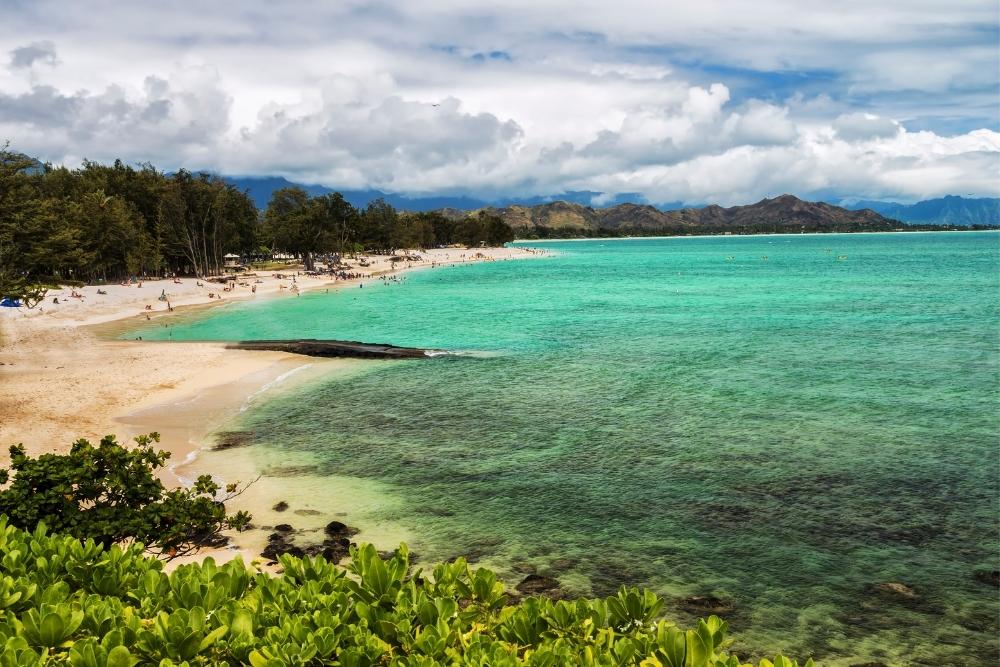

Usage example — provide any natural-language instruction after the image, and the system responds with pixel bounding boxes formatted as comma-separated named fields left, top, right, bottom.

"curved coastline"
left=0, top=246, right=539, bottom=566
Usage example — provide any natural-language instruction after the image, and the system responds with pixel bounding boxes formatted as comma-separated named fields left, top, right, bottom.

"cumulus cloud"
left=0, top=67, right=231, bottom=166
left=229, top=91, right=523, bottom=191
left=0, top=1, right=996, bottom=203
left=833, top=113, right=901, bottom=142
left=8, top=41, right=58, bottom=69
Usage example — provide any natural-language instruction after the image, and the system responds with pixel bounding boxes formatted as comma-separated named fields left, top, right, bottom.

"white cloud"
left=0, top=0, right=996, bottom=203
left=8, top=41, right=58, bottom=69
left=833, top=113, right=901, bottom=141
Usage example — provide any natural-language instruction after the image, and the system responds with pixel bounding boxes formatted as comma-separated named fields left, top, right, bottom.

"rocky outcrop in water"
left=515, top=574, right=563, bottom=598
left=869, top=582, right=919, bottom=600
left=679, top=595, right=735, bottom=615
left=211, top=431, right=254, bottom=451
left=226, top=339, right=436, bottom=359
left=974, top=570, right=999, bottom=587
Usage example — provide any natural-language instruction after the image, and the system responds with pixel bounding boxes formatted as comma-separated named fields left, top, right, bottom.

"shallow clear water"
left=133, top=233, right=1000, bottom=665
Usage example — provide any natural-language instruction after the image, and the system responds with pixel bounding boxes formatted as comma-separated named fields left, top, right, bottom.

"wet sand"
left=0, top=246, right=540, bottom=565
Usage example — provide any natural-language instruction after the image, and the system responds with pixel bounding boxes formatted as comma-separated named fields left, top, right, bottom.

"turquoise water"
left=134, top=233, right=1000, bottom=665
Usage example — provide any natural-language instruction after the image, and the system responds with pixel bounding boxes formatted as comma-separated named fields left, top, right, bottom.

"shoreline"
left=513, top=228, right=1000, bottom=242
left=0, top=246, right=544, bottom=564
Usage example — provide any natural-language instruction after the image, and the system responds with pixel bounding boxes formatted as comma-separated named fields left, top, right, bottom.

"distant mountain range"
left=222, top=176, right=997, bottom=227
left=457, top=195, right=903, bottom=236
left=222, top=176, right=662, bottom=214
left=838, top=195, right=1000, bottom=227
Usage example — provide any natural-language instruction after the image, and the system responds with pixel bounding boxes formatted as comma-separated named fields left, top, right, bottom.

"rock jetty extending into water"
left=226, top=338, right=438, bottom=359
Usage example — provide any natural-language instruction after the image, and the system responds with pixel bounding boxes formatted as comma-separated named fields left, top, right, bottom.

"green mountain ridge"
left=453, top=195, right=907, bottom=236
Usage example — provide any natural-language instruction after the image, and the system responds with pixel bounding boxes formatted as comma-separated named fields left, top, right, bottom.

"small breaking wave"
left=240, top=363, right=314, bottom=412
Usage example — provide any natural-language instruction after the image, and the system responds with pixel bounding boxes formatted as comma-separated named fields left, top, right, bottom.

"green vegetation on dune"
left=0, top=435, right=812, bottom=665
left=0, top=435, right=251, bottom=560
left=0, top=519, right=812, bottom=666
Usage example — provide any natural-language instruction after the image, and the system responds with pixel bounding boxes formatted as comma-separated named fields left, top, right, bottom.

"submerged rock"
left=516, top=574, right=560, bottom=596
left=511, top=562, right=538, bottom=576
left=265, top=465, right=320, bottom=477
left=679, top=595, right=735, bottom=615
left=274, top=523, right=294, bottom=533
left=272, top=501, right=289, bottom=512
left=211, top=431, right=254, bottom=451
left=974, top=570, right=999, bottom=587
left=549, top=557, right=576, bottom=572
left=870, top=582, right=919, bottom=600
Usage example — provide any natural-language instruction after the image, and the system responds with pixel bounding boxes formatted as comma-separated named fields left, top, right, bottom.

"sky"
left=1, top=0, right=998, bottom=206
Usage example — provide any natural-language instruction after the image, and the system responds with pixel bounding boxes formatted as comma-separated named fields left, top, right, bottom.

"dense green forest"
left=0, top=148, right=515, bottom=291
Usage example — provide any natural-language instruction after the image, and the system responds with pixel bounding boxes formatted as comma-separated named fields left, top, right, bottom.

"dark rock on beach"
left=261, top=531, right=304, bottom=561
left=272, top=501, right=289, bottom=512
left=261, top=522, right=357, bottom=564
left=324, top=520, right=359, bottom=539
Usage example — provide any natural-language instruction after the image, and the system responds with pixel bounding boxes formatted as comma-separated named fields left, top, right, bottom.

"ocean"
left=130, top=232, right=1000, bottom=665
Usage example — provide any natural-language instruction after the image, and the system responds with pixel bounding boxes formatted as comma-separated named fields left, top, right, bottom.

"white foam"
left=169, top=447, right=200, bottom=486
left=239, top=363, right=313, bottom=412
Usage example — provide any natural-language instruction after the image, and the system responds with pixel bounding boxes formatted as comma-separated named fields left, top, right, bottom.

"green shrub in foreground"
left=0, top=434, right=251, bottom=559
left=0, top=518, right=812, bottom=666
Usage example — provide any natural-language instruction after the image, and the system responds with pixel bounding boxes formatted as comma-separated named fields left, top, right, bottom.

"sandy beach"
left=0, top=246, right=541, bottom=563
